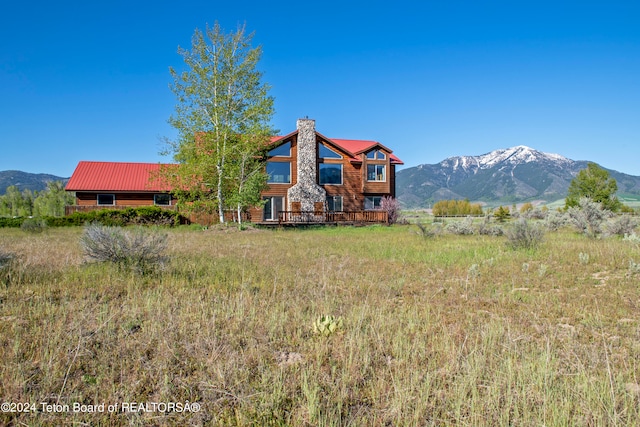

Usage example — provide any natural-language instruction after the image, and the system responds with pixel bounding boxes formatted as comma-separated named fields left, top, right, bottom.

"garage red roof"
left=65, top=161, right=173, bottom=192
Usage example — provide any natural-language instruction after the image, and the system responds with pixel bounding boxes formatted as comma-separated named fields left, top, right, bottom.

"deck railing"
left=277, top=210, right=388, bottom=225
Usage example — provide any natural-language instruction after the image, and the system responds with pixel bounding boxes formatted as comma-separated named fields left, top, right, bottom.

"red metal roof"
left=270, top=133, right=404, bottom=165
left=65, top=161, right=173, bottom=192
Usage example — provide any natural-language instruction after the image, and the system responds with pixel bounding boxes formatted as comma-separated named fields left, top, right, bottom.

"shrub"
left=380, top=196, right=401, bottom=225
left=494, top=206, right=511, bottom=223
left=415, top=222, right=442, bottom=239
left=445, top=217, right=475, bottom=235
left=544, top=210, right=568, bottom=231
left=477, top=215, right=504, bottom=236
left=603, top=215, right=639, bottom=237
left=505, top=219, right=545, bottom=250
left=80, top=223, right=169, bottom=274
left=567, top=198, right=613, bottom=238
left=20, top=218, right=48, bottom=233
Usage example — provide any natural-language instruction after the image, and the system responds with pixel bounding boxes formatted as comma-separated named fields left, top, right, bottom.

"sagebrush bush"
left=477, top=215, right=504, bottom=236
left=80, top=223, right=168, bottom=274
left=544, top=210, right=568, bottom=231
left=415, top=222, right=442, bottom=239
left=603, top=214, right=639, bottom=237
left=505, top=218, right=545, bottom=250
left=567, top=198, right=612, bottom=238
left=445, top=217, right=475, bottom=235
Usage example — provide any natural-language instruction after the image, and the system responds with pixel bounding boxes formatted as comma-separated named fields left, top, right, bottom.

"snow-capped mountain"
left=396, top=146, right=640, bottom=208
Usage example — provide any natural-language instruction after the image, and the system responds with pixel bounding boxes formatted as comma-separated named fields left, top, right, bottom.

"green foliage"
left=313, top=315, right=344, bottom=337
left=20, top=218, right=47, bottom=233
left=0, top=182, right=73, bottom=218
left=0, top=207, right=186, bottom=228
left=165, top=22, right=275, bottom=223
left=565, top=163, right=621, bottom=211
left=494, top=206, right=511, bottom=222
left=433, top=199, right=483, bottom=216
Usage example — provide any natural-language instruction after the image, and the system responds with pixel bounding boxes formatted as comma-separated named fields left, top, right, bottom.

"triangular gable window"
left=366, top=149, right=386, bottom=160
left=269, top=141, right=291, bottom=157
left=318, top=143, right=342, bottom=159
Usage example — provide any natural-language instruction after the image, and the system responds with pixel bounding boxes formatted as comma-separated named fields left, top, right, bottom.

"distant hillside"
left=0, top=170, right=69, bottom=195
left=396, top=146, right=640, bottom=208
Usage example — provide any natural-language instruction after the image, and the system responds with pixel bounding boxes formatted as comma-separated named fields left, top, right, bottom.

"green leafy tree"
left=33, top=181, right=75, bottom=217
left=565, top=163, right=621, bottom=212
left=163, top=22, right=275, bottom=223
left=0, top=186, right=33, bottom=217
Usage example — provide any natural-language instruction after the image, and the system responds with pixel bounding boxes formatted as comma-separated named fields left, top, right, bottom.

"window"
left=97, top=194, right=115, bottom=205
left=267, top=161, right=291, bottom=183
left=154, top=194, right=171, bottom=206
left=365, top=196, right=382, bottom=210
left=318, top=143, right=342, bottom=159
left=263, top=196, right=284, bottom=221
left=319, top=163, right=342, bottom=185
left=366, top=149, right=386, bottom=160
left=268, top=141, right=291, bottom=157
left=367, top=164, right=386, bottom=181
left=326, top=196, right=343, bottom=212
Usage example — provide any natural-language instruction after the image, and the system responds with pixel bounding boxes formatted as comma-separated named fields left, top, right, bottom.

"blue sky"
left=1, top=0, right=639, bottom=177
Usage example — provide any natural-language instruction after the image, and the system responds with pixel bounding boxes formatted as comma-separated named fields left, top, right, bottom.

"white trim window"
left=367, top=164, right=386, bottom=182
left=97, top=194, right=115, bottom=205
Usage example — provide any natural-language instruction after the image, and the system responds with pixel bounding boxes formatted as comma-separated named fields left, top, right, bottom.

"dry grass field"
left=1, top=223, right=640, bottom=426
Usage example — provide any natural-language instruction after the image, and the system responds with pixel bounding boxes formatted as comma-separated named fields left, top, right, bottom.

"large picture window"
left=319, top=164, right=342, bottom=185
left=367, top=164, right=386, bottom=181
left=267, top=161, right=291, bottom=183
left=97, top=194, right=115, bottom=205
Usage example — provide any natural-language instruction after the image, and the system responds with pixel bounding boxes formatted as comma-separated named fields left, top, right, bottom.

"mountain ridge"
left=0, top=170, right=69, bottom=195
left=396, top=146, right=640, bottom=208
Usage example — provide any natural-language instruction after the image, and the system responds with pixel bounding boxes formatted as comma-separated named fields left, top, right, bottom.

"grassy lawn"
left=1, top=224, right=640, bottom=426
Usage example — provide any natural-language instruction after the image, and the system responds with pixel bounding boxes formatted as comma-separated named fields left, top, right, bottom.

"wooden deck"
left=65, top=206, right=388, bottom=226
left=257, top=210, right=389, bottom=226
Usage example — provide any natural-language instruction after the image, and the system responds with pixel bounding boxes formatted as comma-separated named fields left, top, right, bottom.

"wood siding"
left=74, top=192, right=176, bottom=207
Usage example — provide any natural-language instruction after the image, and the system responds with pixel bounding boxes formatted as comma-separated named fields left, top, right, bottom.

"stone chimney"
left=287, top=118, right=326, bottom=212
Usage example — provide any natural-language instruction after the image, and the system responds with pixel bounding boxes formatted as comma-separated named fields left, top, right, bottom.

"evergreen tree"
left=565, top=163, right=621, bottom=211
